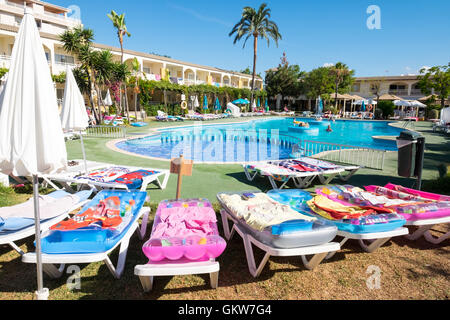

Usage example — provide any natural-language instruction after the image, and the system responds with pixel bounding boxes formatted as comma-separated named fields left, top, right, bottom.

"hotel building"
left=0, top=0, right=264, bottom=103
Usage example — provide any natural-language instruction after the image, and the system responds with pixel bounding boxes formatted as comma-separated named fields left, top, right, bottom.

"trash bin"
left=396, top=131, right=425, bottom=179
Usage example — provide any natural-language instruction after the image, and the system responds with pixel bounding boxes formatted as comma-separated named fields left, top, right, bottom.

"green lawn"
left=0, top=119, right=449, bottom=300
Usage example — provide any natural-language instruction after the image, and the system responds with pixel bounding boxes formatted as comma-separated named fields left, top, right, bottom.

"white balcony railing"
left=4, top=1, right=81, bottom=24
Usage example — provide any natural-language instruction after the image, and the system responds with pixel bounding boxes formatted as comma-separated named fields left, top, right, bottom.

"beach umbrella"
left=214, top=97, right=221, bottom=111
left=408, top=100, right=426, bottom=108
left=103, top=89, right=113, bottom=106
left=317, top=96, right=324, bottom=114
left=265, top=99, right=269, bottom=112
left=257, top=99, right=261, bottom=108
left=203, top=94, right=208, bottom=113
left=60, top=66, right=90, bottom=174
left=0, top=8, right=68, bottom=300
left=194, top=95, right=199, bottom=108
left=394, top=100, right=412, bottom=107
left=361, top=100, right=366, bottom=112
left=252, top=99, right=257, bottom=112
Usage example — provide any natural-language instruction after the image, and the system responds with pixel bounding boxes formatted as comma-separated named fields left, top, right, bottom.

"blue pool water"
left=116, top=118, right=405, bottom=163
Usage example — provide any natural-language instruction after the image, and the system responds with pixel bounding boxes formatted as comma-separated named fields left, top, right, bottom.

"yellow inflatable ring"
left=181, top=101, right=188, bottom=110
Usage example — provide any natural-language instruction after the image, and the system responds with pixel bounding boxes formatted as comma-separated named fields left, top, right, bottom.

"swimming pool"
left=116, top=118, right=405, bottom=163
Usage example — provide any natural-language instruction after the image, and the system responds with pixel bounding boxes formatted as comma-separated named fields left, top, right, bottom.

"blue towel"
left=0, top=190, right=93, bottom=233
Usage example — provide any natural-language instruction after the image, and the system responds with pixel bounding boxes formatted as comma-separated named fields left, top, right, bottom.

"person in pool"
left=326, top=125, right=333, bottom=132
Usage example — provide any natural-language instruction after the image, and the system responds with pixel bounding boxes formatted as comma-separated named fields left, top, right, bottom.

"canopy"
left=378, top=94, right=403, bottom=101
left=0, top=8, right=67, bottom=300
left=103, top=89, right=113, bottom=106
left=419, top=94, right=439, bottom=102
left=329, top=93, right=347, bottom=99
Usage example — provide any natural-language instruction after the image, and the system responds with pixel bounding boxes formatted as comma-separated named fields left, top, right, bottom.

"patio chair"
left=217, top=191, right=339, bottom=278
left=43, top=164, right=170, bottom=194
left=22, top=190, right=150, bottom=280
left=0, top=189, right=93, bottom=256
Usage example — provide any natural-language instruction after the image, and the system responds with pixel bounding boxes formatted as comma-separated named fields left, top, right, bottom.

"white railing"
left=300, top=140, right=388, bottom=170
left=86, top=125, right=127, bottom=139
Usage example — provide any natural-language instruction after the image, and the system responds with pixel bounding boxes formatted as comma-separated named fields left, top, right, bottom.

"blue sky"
left=51, top=0, right=449, bottom=77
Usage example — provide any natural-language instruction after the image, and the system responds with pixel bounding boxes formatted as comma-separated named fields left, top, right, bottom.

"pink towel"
left=152, top=207, right=217, bottom=239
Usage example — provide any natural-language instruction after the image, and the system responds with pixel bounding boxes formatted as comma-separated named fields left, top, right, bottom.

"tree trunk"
left=119, top=36, right=130, bottom=124
left=251, top=35, right=258, bottom=104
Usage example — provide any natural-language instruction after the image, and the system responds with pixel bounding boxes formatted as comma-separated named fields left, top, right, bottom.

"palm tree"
left=107, top=10, right=131, bottom=123
left=229, top=3, right=281, bottom=103
left=329, top=62, right=353, bottom=110
left=60, top=27, right=101, bottom=123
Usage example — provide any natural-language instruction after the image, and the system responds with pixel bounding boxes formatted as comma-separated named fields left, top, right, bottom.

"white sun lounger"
left=219, top=208, right=340, bottom=278
left=43, top=165, right=170, bottom=193
left=0, top=199, right=89, bottom=256
left=324, top=228, right=409, bottom=260
left=135, top=259, right=220, bottom=292
left=404, top=217, right=450, bottom=244
left=22, top=207, right=150, bottom=280
left=243, top=163, right=322, bottom=190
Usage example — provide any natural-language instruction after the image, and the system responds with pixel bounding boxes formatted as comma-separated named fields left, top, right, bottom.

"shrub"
left=377, top=101, right=395, bottom=119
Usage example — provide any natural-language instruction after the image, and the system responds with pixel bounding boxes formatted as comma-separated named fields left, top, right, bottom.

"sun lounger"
left=217, top=191, right=339, bottom=277
left=135, top=199, right=226, bottom=291
left=290, top=157, right=361, bottom=183
left=43, top=164, right=170, bottom=193
left=0, top=190, right=92, bottom=255
left=156, top=111, right=184, bottom=122
left=243, top=162, right=321, bottom=189
left=22, top=190, right=150, bottom=279
left=365, top=184, right=450, bottom=244
left=268, top=188, right=409, bottom=258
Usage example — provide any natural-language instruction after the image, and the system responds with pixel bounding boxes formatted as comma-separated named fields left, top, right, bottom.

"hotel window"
left=55, top=54, right=75, bottom=64
left=389, top=84, right=406, bottom=90
left=352, top=83, right=361, bottom=92
left=143, top=67, right=151, bottom=74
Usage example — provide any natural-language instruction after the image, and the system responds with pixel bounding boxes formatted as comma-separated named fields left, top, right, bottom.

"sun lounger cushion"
left=76, top=167, right=131, bottom=183
left=40, top=190, right=147, bottom=254
left=268, top=188, right=406, bottom=234
left=363, top=185, right=450, bottom=221
left=142, top=199, right=226, bottom=262
left=218, top=192, right=337, bottom=249
left=0, top=190, right=92, bottom=232
left=113, top=170, right=161, bottom=190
